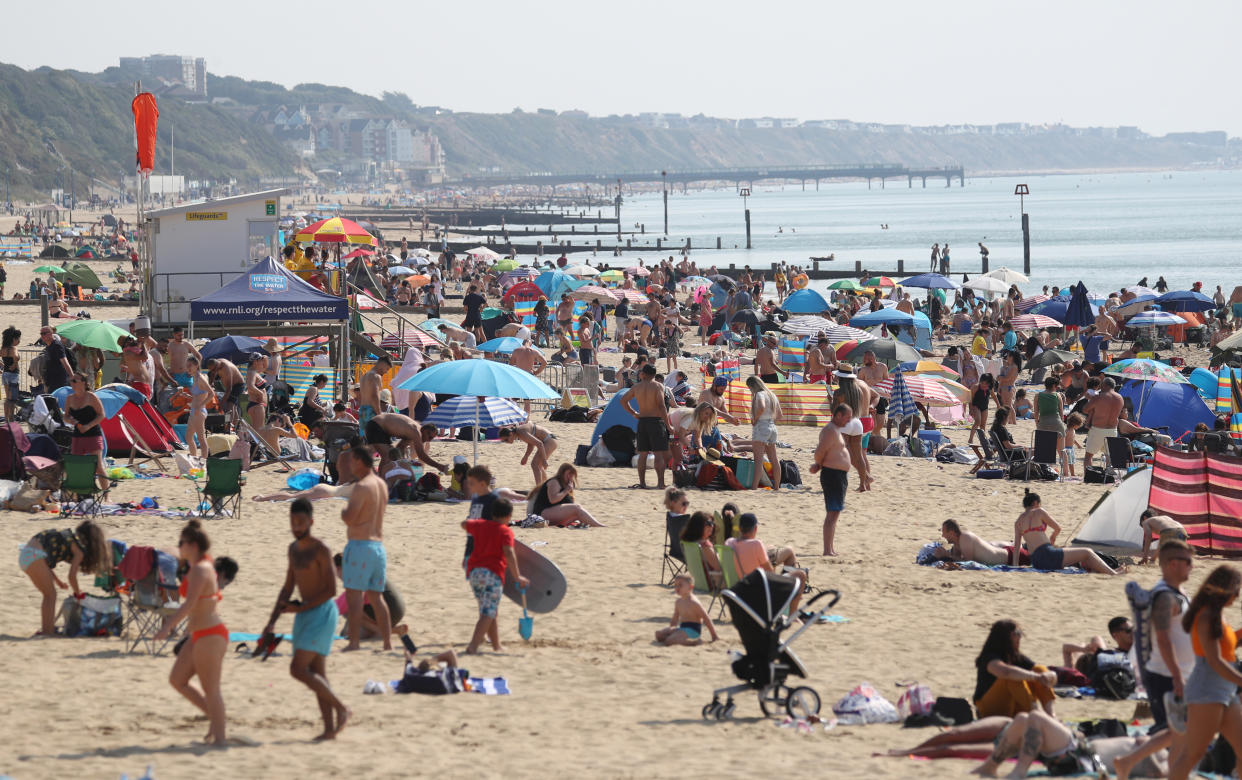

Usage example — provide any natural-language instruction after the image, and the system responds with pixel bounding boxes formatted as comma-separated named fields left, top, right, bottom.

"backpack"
left=1126, top=579, right=1185, bottom=677
left=778, top=460, right=802, bottom=487
left=1094, top=663, right=1137, bottom=700
left=62, top=594, right=123, bottom=637
left=601, top=425, right=636, bottom=462
left=907, top=436, right=929, bottom=458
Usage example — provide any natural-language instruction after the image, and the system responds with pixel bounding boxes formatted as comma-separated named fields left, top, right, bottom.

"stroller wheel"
left=701, top=699, right=720, bottom=720
left=785, top=686, right=821, bottom=720
left=758, top=684, right=787, bottom=717
left=717, top=699, right=736, bottom=721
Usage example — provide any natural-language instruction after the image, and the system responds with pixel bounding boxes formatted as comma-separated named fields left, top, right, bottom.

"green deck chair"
left=680, top=541, right=721, bottom=615
left=195, top=457, right=244, bottom=519
left=60, top=454, right=104, bottom=518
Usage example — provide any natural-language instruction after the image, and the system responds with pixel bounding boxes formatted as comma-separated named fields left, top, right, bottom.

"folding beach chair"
left=681, top=541, right=722, bottom=615
left=59, top=453, right=105, bottom=518
left=1105, top=436, right=1133, bottom=482
left=662, top=513, right=690, bottom=585
left=119, top=546, right=182, bottom=655
left=195, top=457, right=244, bottom=519
left=990, top=431, right=1030, bottom=479
left=1030, top=430, right=1061, bottom=482
left=968, top=434, right=996, bottom=475
left=778, top=337, right=807, bottom=375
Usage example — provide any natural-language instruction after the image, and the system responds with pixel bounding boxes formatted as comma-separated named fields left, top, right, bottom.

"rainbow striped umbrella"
left=294, top=217, right=377, bottom=245
left=1102, top=359, right=1188, bottom=384
left=615, top=289, right=649, bottom=304
left=1009, top=313, right=1062, bottom=330
left=872, top=373, right=961, bottom=408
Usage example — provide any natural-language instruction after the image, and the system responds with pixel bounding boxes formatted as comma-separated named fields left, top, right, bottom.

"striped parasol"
left=780, top=316, right=873, bottom=342
left=872, top=372, right=961, bottom=408
left=294, top=217, right=377, bottom=245
left=1014, top=294, right=1051, bottom=313
left=423, top=396, right=528, bottom=429
left=570, top=285, right=620, bottom=303
left=1126, top=311, right=1186, bottom=328
left=615, top=288, right=650, bottom=304
left=1008, top=313, right=1062, bottom=330
left=381, top=330, right=442, bottom=351
left=881, top=370, right=919, bottom=419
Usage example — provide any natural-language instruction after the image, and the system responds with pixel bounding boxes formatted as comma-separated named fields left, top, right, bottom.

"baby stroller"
left=702, top=569, right=840, bottom=721
left=319, top=420, right=358, bottom=484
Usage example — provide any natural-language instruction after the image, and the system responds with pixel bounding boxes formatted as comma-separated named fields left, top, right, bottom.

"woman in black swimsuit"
left=1, top=325, right=20, bottom=422
left=969, top=373, right=999, bottom=445
left=64, top=371, right=108, bottom=487
left=530, top=464, right=605, bottom=527
left=18, top=520, right=111, bottom=635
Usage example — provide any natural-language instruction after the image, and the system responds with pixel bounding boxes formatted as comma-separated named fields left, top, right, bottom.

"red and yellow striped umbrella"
left=295, top=217, right=377, bottom=246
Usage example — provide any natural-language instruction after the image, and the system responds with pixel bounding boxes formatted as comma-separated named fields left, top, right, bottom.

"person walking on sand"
left=810, top=404, right=853, bottom=556
left=462, top=497, right=528, bottom=654
left=263, top=498, right=350, bottom=741
left=620, top=363, right=672, bottom=489
left=155, top=520, right=228, bottom=745
left=339, top=446, right=393, bottom=651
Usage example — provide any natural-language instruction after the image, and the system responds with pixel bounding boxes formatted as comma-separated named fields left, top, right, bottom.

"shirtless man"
left=895, top=293, right=914, bottom=315
left=436, top=323, right=478, bottom=351
left=205, top=358, right=244, bottom=420
left=555, top=294, right=575, bottom=334
left=358, top=356, right=390, bottom=433
left=1138, top=508, right=1187, bottom=564
left=509, top=338, right=547, bottom=414
left=497, top=422, right=556, bottom=487
left=754, top=333, right=781, bottom=383
left=937, top=519, right=1028, bottom=566
left=119, top=336, right=154, bottom=399
left=696, top=376, right=739, bottom=425
left=263, top=498, right=350, bottom=740
left=339, top=446, right=392, bottom=651
left=858, top=350, right=889, bottom=387
left=805, top=335, right=835, bottom=383
left=363, top=413, right=448, bottom=473
left=1081, top=376, right=1124, bottom=469
left=620, top=364, right=671, bottom=489
left=810, top=404, right=853, bottom=556
left=167, top=326, right=201, bottom=388
left=134, top=321, right=173, bottom=390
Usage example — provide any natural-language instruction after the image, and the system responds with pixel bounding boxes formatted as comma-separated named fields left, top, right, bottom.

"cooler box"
left=172, top=424, right=188, bottom=444
left=917, top=430, right=944, bottom=448
left=735, top=458, right=773, bottom=487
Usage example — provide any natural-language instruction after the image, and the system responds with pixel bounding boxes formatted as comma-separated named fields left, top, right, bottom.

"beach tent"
left=54, top=383, right=180, bottom=457
left=191, top=256, right=348, bottom=322
left=533, top=270, right=588, bottom=300
left=1118, top=380, right=1214, bottom=442
left=60, top=262, right=103, bottom=290
left=781, top=289, right=831, bottom=314
left=590, top=392, right=639, bottom=446
left=1073, top=467, right=1152, bottom=549
left=1148, top=447, right=1242, bottom=557
left=910, top=311, right=932, bottom=351
left=39, top=243, right=73, bottom=259
left=346, top=258, right=386, bottom=300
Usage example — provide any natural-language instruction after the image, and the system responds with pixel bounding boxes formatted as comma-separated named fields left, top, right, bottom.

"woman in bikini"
left=997, top=350, right=1022, bottom=424
left=530, top=463, right=605, bottom=527
left=156, top=519, right=229, bottom=745
left=245, top=354, right=268, bottom=429
left=19, top=520, right=112, bottom=635
left=1, top=325, right=20, bottom=422
left=498, top=422, right=557, bottom=488
left=184, top=356, right=211, bottom=459
left=1013, top=492, right=1122, bottom=574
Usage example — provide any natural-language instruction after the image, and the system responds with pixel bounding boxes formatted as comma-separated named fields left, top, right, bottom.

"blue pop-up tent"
left=533, top=270, right=588, bottom=300
left=590, top=392, right=639, bottom=446
left=1119, top=380, right=1215, bottom=442
left=190, top=256, right=349, bottom=322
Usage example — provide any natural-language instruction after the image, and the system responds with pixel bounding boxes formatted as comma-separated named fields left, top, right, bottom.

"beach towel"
left=914, top=543, right=1085, bottom=573
left=468, top=676, right=510, bottom=695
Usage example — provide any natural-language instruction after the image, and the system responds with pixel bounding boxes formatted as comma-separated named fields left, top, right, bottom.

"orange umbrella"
left=295, top=217, right=377, bottom=245
left=407, top=274, right=431, bottom=288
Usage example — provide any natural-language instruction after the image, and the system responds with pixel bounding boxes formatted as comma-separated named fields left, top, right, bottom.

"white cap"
left=133, top=316, right=151, bottom=330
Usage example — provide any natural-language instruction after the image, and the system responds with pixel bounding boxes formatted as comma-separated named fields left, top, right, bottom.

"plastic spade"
left=518, top=586, right=533, bottom=641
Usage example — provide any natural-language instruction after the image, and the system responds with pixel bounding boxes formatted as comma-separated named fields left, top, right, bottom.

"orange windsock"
left=132, top=92, right=159, bottom=175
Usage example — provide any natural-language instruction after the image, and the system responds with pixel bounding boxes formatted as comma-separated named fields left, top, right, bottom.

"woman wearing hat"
left=263, top=338, right=282, bottom=388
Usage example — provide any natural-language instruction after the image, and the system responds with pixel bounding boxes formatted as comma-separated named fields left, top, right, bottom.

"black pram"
left=702, top=569, right=840, bottom=721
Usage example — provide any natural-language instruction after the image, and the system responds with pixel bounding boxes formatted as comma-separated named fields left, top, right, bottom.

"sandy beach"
left=0, top=208, right=1225, bottom=780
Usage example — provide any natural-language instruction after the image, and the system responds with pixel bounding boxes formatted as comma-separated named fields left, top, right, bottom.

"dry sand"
left=0, top=208, right=1224, bottom=779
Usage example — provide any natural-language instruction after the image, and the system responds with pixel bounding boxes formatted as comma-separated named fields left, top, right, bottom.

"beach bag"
left=976, top=468, right=1005, bottom=479
left=778, top=460, right=801, bottom=487
left=9, top=484, right=50, bottom=512
left=574, top=444, right=590, bottom=466
left=601, top=425, right=635, bottom=462
left=1126, top=579, right=1180, bottom=676
left=832, top=682, right=900, bottom=724
left=907, top=436, right=929, bottom=458
left=1090, top=651, right=1137, bottom=699
left=62, top=594, right=122, bottom=637
left=395, top=664, right=466, bottom=695
left=1084, top=465, right=1116, bottom=484
left=586, top=439, right=616, bottom=468
left=672, top=468, right=695, bottom=488
left=896, top=683, right=934, bottom=719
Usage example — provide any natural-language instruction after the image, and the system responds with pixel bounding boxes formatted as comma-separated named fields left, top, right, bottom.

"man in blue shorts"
left=810, top=404, right=853, bottom=557
left=339, top=446, right=393, bottom=651
left=264, top=497, right=350, bottom=740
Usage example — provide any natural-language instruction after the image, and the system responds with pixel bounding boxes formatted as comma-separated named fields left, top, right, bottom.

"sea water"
left=614, top=170, right=1242, bottom=296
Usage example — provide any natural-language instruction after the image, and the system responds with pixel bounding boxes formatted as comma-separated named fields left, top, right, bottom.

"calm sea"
left=608, top=170, right=1242, bottom=296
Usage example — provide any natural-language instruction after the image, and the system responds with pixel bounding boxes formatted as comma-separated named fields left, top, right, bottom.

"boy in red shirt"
left=461, top=494, right=528, bottom=654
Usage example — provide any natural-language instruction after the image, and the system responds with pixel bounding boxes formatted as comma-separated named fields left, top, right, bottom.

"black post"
left=1022, top=213, right=1031, bottom=275
left=662, top=170, right=668, bottom=235
left=745, top=209, right=752, bottom=250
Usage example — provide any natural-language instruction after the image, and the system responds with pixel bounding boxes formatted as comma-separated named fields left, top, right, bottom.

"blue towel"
left=915, top=542, right=1086, bottom=574
left=468, top=676, right=510, bottom=695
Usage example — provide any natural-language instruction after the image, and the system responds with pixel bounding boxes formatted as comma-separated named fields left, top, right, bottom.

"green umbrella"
left=33, top=265, right=63, bottom=274
left=828, top=279, right=863, bottom=291
left=53, top=319, right=132, bottom=352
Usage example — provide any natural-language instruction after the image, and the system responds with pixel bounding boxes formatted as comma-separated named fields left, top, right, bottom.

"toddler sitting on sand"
left=655, top=573, right=717, bottom=646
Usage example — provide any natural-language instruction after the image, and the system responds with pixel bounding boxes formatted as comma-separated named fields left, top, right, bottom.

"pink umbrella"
left=570, top=285, right=620, bottom=303
left=1009, top=313, right=1062, bottom=330
left=381, top=331, right=442, bottom=350
left=624, top=266, right=650, bottom=277
left=1014, top=294, right=1051, bottom=313
left=871, top=376, right=961, bottom=407
left=342, top=248, right=376, bottom=260
left=616, top=288, right=650, bottom=304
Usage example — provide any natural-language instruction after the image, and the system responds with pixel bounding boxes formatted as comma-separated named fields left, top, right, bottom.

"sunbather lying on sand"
left=935, top=519, right=1029, bottom=566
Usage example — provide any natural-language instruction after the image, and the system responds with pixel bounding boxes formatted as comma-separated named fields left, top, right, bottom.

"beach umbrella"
left=924, top=375, right=972, bottom=406
left=342, top=248, right=375, bottom=260
left=963, top=276, right=1009, bottom=295
left=534, top=270, right=589, bottom=299
left=873, top=371, right=960, bottom=409
left=1008, top=314, right=1062, bottom=330
left=679, top=275, right=711, bottom=288
left=827, top=279, right=864, bottom=291
left=1063, top=282, right=1096, bottom=329
left=863, top=276, right=896, bottom=288
left=294, top=217, right=377, bottom=246
left=381, top=331, right=442, bottom=351
left=708, top=274, right=736, bottom=290
left=388, top=265, right=416, bottom=276
left=839, top=338, right=920, bottom=368
left=625, top=265, right=651, bottom=277
left=564, top=264, right=599, bottom=277
left=781, top=317, right=872, bottom=342
left=1154, top=290, right=1217, bottom=313
left=781, top=288, right=831, bottom=314
left=615, top=289, right=649, bottom=304
left=850, top=308, right=914, bottom=328
left=1029, top=299, right=1071, bottom=323
left=477, top=337, right=526, bottom=355
left=467, top=246, right=501, bottom=260
left=490, top=258, right=519, bottom=272
left=1115, top=295, right=1157, bottom=317
left=570, top=285, right=619, bottom=304
left=53, top=319, right=132, bottom=352
left=1025, top=349, right=1077, bottom=372
left=501, top=281, right=544, bottom=302
left=898, top=360, right=960, bottom=379
left=730, top=309, right=760, bottom=329
left=423, top=396, right=528, bottom=430
left=1103, top=359, right=1189, bottom=385
left=982, top=267, right=1030, bottom=284
left=498, top=268, right=537, bottom=287
left=1014, top=294, right=1051, bottom=313
left=1124, top=285, right=1158, bottom=298
left=397, top=360, right=559, bottom=462
left=201, top=335, right=268, bottom=364
left=899, top=273, right=960, bottom=290
left=406, top=274, right=431, bottom=288
left=1127, top=311, right=1186, bottom=328
left=410, top=248, right=432, bottom=258
left=599, top=269, right=625, bottom=285
left=33, top=265, right=62, bottom=274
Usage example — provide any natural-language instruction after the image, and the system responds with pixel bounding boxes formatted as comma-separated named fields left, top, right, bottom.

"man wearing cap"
left=726, top=513, right=806, bottom=612
left=697, top=375, right=739, bottom=425
left=755, top=334, right=781, bottom=384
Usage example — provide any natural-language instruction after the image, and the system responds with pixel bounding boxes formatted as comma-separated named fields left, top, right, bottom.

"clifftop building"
left=118, top=54, right=207, bottom=97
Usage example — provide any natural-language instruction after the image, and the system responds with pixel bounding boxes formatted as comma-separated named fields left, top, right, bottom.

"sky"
left=5, top=0, right=1240, bottom=136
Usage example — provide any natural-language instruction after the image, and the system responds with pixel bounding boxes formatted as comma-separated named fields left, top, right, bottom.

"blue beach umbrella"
left=1127, top=311, right=1186, bottom=328
left=899, top=273, right=960, bottom=290
left=886, top=370, right=918, bottom=421
left=477, top=337, right=525, bottom=355
left=1063, top=282, right=1095, bottom=329
left=1155, top=290, right=1217, bottom=313
left=1030, top=299, right=1070, bottom=323
left=200, top=335, right=267, bottom=364
left=781, top=288, right=831, bottom=314
left=423, top=396, right=528, bottom=429
left=850, top=308, right=915, bottom=328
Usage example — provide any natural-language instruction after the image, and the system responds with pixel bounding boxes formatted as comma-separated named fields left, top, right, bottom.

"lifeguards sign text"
left=249, top=274, right=288, bottom=294
left=185, top=211, right=228, bottom=221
